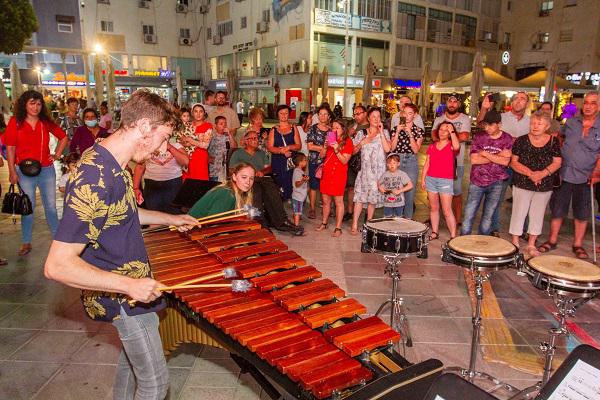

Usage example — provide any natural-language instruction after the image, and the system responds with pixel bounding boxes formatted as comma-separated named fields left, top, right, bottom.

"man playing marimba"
left=45, top=90, right=197, bottom=399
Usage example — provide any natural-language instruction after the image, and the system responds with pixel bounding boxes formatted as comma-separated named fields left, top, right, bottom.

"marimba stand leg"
left=230, top=353, right=283, bottom=400
left=375, top=256, right=413, bottom=355
left=445, top=271, right=519, bottom=396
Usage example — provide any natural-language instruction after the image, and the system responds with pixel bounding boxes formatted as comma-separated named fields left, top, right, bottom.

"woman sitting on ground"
left=188, top=162, right=256, bottom=218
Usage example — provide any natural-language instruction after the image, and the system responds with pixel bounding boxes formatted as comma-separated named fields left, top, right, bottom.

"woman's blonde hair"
left=221, top=162, right=256, bottom=209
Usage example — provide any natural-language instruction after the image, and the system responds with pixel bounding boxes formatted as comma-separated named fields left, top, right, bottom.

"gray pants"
left=112, top=309, right=169, bottom=400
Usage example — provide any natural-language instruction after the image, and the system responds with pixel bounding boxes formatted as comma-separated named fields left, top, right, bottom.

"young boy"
left=291, top=153, right=309, bottom=227
left=461, top=110, right=512, bottom=235
left=378, top=153, right=413, bottom=218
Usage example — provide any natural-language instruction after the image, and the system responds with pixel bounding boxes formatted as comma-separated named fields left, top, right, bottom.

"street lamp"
left=34, top=66, right=42, bottom=89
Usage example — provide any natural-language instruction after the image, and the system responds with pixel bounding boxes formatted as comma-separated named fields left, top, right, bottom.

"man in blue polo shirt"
left=45, top=90, right=197, bottom=399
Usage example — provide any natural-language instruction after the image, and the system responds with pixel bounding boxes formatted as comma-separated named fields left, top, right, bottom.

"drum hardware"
left=374, top=255, right=413, bottom=355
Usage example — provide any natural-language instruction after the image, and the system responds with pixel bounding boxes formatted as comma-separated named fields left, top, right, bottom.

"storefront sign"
left=41, top=80, right=88, bottom=87
left=394, top=79, right=421, bottom=88
left=565, top=72, right=599, bottom=86
left=215, top=80, right=227, bottom=89
left=239, top=78, right=273, bottom=89
left=314, top=8, right=390, bottom=33
left=133, top=69, right=173, bottom=78
left=327, top=75, right=382, bottom=88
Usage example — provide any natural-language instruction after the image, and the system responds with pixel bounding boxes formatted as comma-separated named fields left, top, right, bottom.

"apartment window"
left=397, top=3, right=426, bottom=41
left=425, top=47, right=450, bottom=71
left=455, top=0, right=476, bottom=12
left=177, top=0, right=189, bottom=4
left=427, top=9, right=452, bottom=44
left=218, top=21, right=233, bottom=37
left=143, top=25, right=154, bottom=35
left=502, top=32, right=511, bottom=49
left=241, top=16, right=247, bottom=29
left=57, top=23, right=73, bottom=33
left=207, top=27, right=212, bottom=39
left=540, top=1, right=553, bottom=16
left=97, top=0, right=110, bottom=4
left=395, top=44, right=422, bottom=68
left=564, top=0, right=577, bottom=5
left=180, top=28, right=190, bottom=38
left=357, top=0, right=391, bottom=20
left=101, top=20, right=114, bottom=32
left=454, top=14, right=477, bottom=47
left=539, top=32, right=550, bottom=43
left=314, top=0, right=354, bottom=13
left=559, top=29, right=573, bottom=42
left=262, top=9, right=270, bottom=22
left=507, top=1, right=511, bottom=11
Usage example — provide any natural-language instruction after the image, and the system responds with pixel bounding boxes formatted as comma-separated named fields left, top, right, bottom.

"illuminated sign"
left=565, top=72, right=599, bottom=86
left=239, top=78, right=273, bottom=89
left=394, top=79, right=421, bottom=88
left=132, top=69, right=173, bottom=78
left=327, top=75, right=382, bottom=88
left=314, top=9, right=390, bottom=33
left=501, top=51, right=510, bottom=65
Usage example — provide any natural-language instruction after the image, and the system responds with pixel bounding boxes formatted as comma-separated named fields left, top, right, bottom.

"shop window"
left=101, top=20, right=114, bottom=33
left=397, top=2, right=426, bottom=41
left=394, top=44, right=422, bottom=69
left=425, top=48, right=450, bottom=71
left=241, top=16, right=247, bottom=29
left=57, top=23, right=73, bottom=33
left=133, top=55, right=164, bottom=71
left=427, top=9, right=452, bottom=44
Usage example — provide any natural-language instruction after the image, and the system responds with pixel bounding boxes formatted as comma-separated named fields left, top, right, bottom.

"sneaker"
left=490, top=231, right=500, bottom=237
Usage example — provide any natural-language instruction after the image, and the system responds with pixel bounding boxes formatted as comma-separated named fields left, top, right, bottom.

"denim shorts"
left=550, top=181, right=591, bottom=220
left=425, top=176, right=454, bottom=194
left=292, top=199, right=304, bottom=215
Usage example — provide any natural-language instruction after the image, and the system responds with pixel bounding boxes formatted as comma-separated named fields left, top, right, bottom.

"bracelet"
left=546, top=167, right=552, bottom=176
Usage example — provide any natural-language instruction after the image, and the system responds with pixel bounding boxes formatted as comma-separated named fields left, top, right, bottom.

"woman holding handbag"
left=4, top=90, right=68, bottom=256
left=267, top=105, right=301, bottom=200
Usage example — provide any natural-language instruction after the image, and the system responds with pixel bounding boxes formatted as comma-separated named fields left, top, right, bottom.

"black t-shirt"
left=512, top=135, right=561, bottom=192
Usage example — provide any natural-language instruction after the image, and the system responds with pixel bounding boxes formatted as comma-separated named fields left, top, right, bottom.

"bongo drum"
left=523, top=255, right=600, bottom=298
left=442, top=235, right=520, bottom=272
left=362, top=218, right=428, bottom=257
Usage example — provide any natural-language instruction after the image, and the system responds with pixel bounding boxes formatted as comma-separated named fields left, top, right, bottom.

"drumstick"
left=175, top=267, right=238, bottom=287
left=168, top=212, right=249, bottom=231
left=196, top=208, right=244, bottom=222
left=143, top=209, right=245, bottom=234
left=127, top=279, right=251, bottom=306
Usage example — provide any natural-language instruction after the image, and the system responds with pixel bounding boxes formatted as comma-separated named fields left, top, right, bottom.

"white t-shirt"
left=99, top=113, right=113, bottom=132
left=236, top=101, right=244, bottom=114
left=292, top=168, right=308, bottom=202
left=58, top=172, right=70, bottom=190
left=297, top=126, right=308, bottom=156
left=501, top=111, right=530, bottom=138
left=144, top=142, right=184, bottom=181
left=391, top=111, right=425, bottom=131
left=432, top=113, right=472, bottom=167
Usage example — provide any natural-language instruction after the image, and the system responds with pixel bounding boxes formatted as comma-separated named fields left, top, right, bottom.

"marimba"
left=144, top=218, right=443, bottom=400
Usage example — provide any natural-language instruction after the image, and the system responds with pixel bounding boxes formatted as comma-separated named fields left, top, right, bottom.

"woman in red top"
left=317, top=119, right=353, bottom=237
left=181, top=104, right=212, bottom=180
left=420, top=121, right=460, bottom=240
left=4, top=90, right=68, bottom=255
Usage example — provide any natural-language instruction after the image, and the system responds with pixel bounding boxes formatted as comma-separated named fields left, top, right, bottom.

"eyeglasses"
left=353, top=111, right=365, bottom=116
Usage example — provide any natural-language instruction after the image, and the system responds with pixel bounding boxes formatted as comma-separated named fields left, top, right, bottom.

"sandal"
left=332, top=228, right=342, bottom=237
left=315, top=223, right=328, bottom=232
left=429, top=232, right=439, bottom=241
left=308, top=209, right=316, bottom=219
left=537, top=241, right=557, bottom=253
left=526, top=246, right=541, bottom=258
left=18, top=244, right=32, bottom=256
left=572, top=246, right=589, bottom=260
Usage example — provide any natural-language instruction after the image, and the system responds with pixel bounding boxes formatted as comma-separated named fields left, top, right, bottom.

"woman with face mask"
left=69, top=108, right=110, bottom=154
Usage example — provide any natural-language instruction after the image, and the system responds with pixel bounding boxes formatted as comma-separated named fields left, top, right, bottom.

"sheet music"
left=433, top=396, right=446, bottom=400
left=548, top=359, right=600, bottom=400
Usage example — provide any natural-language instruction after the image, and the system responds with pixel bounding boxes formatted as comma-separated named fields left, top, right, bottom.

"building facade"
left=499, top=0, right=600, bottom=86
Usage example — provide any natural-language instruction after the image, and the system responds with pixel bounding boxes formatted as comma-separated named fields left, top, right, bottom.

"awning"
left=431, top=67, right=525, bottom=93
left=518, top=70, right=593, bottom=92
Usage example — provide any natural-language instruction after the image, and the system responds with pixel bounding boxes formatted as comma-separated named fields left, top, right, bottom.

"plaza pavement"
left=1, top=147, right=600, bottom=400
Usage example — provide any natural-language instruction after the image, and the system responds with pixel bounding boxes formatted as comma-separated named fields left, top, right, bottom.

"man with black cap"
left=461, top=110, right=513, bottom=235
left=432, top=93, right=471, bottom=226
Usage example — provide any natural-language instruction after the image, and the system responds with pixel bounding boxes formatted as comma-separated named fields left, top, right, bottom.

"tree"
left=0, top=0, right=38, bottom=55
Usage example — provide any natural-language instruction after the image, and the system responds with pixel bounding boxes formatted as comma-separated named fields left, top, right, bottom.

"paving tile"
left=0, top=361, right=62, bottom=400
left=33, top=363, right=115, bottom=400
left=185, top=371, right=240, bottom=387
left=193, top=357, right=241, bottom=374
left=167, top=342, right=204, bottom=368
left=70, top=332, right=121, bottom=364
left=234, top=373, right=262, bottom=400
left=409, top=316, right=472, bottom=344
left=178, top=387, right=236, bottom=400
left=167, top=367, right=191, bottom=400
left=0, top=283, right=46, bottom=303
left=497, top=298, right=548, bottom=320
left=10, top=330, right=89, bottom=362
left=0, top=328, right=39, bottom=359
left=28, top=282, right=81, bottom=306
left=199, top=345, right=232, bottom=359
left=0, top=302, right=21, bottom=321
left=0, top=304, right=57, bottom=329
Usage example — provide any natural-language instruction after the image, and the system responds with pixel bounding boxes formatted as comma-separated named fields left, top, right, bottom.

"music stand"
left=423, top=374, right=500, bottom=400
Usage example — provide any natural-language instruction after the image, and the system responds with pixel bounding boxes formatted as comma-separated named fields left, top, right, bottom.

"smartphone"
left=398, top=116, right=406, bottom=125
left=327, top=131, right=337, bottom=145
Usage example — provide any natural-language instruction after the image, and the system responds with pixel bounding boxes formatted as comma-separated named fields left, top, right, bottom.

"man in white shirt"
left=236, top=99, right=244, bottom=126
left=432, top=93, right=471, bottom=226
left=208, top=91, right=241, bottom=143
left=391, top=95, right=425, bottom=131
left=478, top=91, right=531, bottom=235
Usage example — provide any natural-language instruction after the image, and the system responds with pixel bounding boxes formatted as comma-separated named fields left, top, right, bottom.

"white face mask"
left=85, top=120, right=98, bottom=128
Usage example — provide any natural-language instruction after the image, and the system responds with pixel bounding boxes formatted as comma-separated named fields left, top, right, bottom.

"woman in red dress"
left=317, top=119, right=353, bottom=237
left=181, top=104, right=212, bottom=180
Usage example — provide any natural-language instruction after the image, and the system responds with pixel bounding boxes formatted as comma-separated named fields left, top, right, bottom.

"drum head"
left=527, top=255, right=600, bottom=283
left=447, top=235, right=516, bottom=257
left=366, top=218, right=428, bottom=234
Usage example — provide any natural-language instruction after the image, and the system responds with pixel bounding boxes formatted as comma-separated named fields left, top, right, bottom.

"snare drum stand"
left=446, top=269, right=519, bottom=395
left=375, top=255, right=413, bottom=355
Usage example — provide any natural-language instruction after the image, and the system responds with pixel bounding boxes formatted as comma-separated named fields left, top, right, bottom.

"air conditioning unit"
left=256, top=21, right=269, bottom=33
left=179, top=37, right=192, bottom=46
left=176, top=4, right=188, bottom=13
left=139, top=0, right=150, bottom=8
left=276, top=66, right=285, bottom=75
left=144, top=33, right=156, bottom=43
left=199, top=4, right=209, bottom=13
left=293, top=59, right=307, bottom=73
left=213, top=34, right=222, bottom=45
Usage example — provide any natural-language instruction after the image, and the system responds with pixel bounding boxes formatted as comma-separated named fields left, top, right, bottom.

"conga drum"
left=442, top=235, right=521, bottom=272
left=362, top=218, right=429, bottom=257
left=523, top=255, right=600, bottom=298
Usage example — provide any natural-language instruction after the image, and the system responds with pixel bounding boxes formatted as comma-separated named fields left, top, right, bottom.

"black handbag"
left=18, top=159, right=42, bottom=177
left=2, top=183, right=33, bottom=221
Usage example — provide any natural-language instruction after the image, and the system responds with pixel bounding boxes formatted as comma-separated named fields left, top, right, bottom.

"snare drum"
left=523, top=255, right=600, bottom=298
left=362, top=218, right=428, bottom=257
left=442, top=235, right=521, bottom=272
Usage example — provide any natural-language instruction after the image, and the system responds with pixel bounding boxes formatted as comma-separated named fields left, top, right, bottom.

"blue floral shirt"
left=306, top=124, right=328, bottom=165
